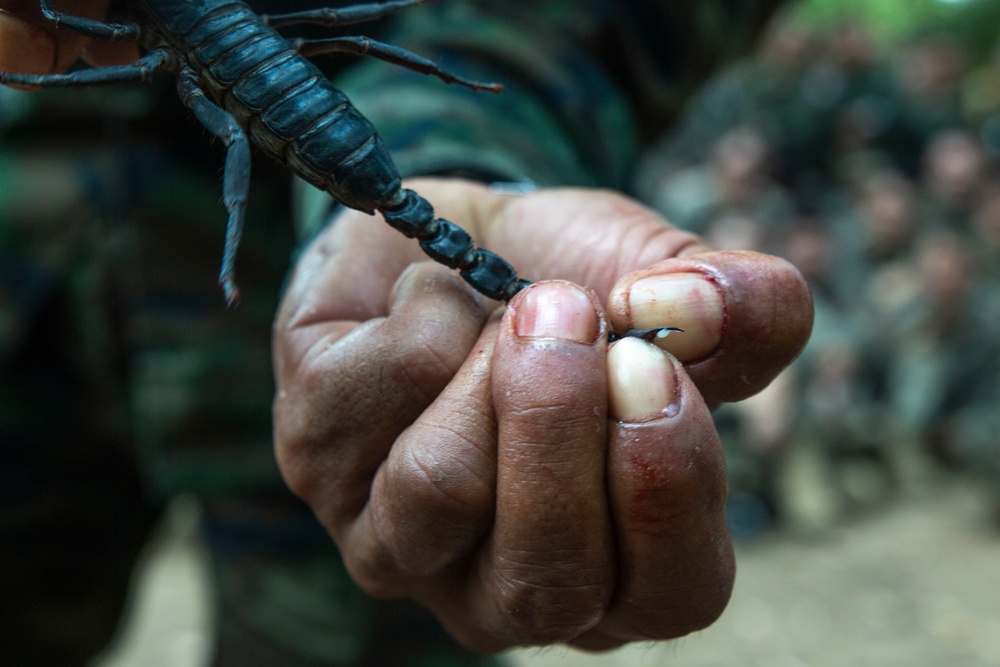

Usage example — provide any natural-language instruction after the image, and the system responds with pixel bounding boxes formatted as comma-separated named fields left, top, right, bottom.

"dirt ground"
left=91, top=474, right=1000, bottom=667
left=507, top=475, right=1000, bottom=667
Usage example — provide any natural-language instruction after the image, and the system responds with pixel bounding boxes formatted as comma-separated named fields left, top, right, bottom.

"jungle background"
left=3, top=0, right=999, bottom=665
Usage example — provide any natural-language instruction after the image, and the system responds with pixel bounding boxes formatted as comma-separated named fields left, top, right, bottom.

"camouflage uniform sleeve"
left=295, top=0, right=786, bottom=242
left=295, top=0, right=638, bottom=241
left=342, top=0, right=638, bottom=187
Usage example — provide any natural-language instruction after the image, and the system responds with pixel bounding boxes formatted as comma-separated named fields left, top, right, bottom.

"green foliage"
left=794, top=0, right=1000, bottom=64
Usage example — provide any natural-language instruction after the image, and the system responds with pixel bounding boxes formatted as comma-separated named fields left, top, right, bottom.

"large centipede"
left=0, top=0, right=678, bottom=342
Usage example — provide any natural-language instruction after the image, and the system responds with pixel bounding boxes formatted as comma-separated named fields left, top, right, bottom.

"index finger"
left=608, top=250, right=813, bottom=405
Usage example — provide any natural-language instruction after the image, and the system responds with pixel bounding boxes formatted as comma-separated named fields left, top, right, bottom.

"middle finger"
left=476, top=281, right=616, bottom=645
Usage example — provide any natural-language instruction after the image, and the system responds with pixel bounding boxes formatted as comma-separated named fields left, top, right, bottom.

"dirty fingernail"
left=628, top=273, right=723, bottom=361
left=608, top=338, right=679, bottom=422
left=514, top=282, right=599, bottom=344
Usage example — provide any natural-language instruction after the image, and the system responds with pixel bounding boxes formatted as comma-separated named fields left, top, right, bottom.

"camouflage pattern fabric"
left=301, top=0, right=785, bottom=239
left=0, top=84, right=495, bottom=667
left=1, top=1, right=784, bottom=665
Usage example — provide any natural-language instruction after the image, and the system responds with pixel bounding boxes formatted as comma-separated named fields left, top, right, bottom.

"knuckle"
left=396, top=441, right=492, bottom=527
left=375, top=452, right=490, bottom=576
left=619, top=578, right=734, bottom=640
left=392, top=334, right=463, bottom=402
left=271, top=390, right=321, bottom=501
left=489, top=559, right=612, bottom=644
left=342, top=502, right=412, bottom=599
left=342, top=470, right=471, bottom=599
left=343, top=548, right=407, bottom=599
left=506, top=402, right=597, bottom=441
left=273, top=442, right=309, bottom=499
left=271, top=365, right=350, bottom=500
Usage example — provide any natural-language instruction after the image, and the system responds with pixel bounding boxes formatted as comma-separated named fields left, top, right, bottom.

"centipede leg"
left=0, top=47, right=174, bottom=88
left=264, top=0, right=432, bottom=29
left=176, top=69, right=251, bottom=306
left=39, top=0, right=140, bottom=41
left=298, top=37, right=502, bottom=92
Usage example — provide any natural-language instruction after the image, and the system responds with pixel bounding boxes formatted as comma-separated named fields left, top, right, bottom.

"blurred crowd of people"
left=637, top=13, right=1000, bottom=536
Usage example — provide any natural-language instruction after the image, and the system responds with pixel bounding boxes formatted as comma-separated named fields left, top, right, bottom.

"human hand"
left=0, top=0, right=138, bottom=75
left=273, top=178, right=812, bottom=651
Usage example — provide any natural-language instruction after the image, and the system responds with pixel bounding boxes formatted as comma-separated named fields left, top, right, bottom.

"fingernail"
left=608, top=338, right=679, bottom=422
left=628, top=273, right=723, bottom=361
left=513, top=282, right=599, bottom=344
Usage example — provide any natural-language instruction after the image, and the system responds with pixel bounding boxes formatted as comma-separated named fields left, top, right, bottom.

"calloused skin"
left=273, top=179, right=812, bottom=652
left=0, top=2, right=814, bottom=653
